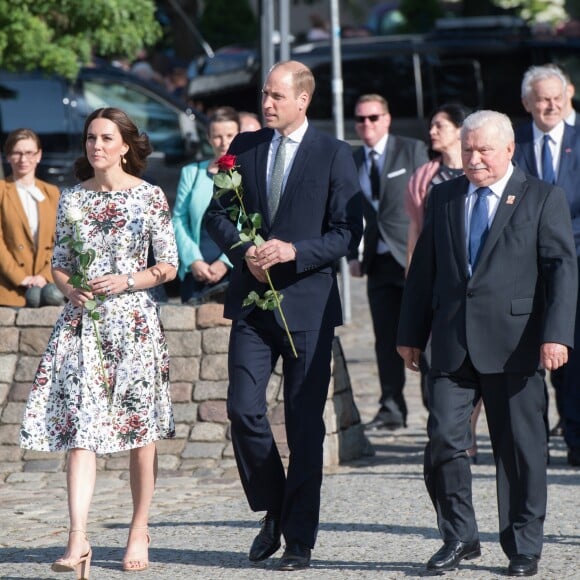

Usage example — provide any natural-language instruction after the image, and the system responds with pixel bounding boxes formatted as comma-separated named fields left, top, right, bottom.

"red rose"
left=217, top=154, right=237, bottom=171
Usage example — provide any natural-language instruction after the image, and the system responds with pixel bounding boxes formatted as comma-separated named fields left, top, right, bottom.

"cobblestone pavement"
left=0, top=277, right=578, bottom=579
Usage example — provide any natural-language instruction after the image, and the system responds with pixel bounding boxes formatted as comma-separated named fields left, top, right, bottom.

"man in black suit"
left=349, top=93, right=428, bottom=430
left=513, top=64, right=580, bottom=465
left=397, top=110, right=577, bottom=577
left=206, top=61, right=362, bottom=571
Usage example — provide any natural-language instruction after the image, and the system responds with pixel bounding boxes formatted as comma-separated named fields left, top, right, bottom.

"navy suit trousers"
left=226, top=308, right=334, bottom=548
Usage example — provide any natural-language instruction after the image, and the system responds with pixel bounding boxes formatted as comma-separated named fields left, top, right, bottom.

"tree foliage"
left=0, top=0, right=162, bottom=79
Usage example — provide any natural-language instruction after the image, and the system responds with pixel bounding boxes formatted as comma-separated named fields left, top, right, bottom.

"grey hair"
left=461, top=110, right=514, bottom=144
left=521, top=64, right=567, bottom=100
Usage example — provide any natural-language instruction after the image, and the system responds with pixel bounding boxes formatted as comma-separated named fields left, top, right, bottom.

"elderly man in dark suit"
left=513, top=64, right=580, bottom=466
left=349, top=93, right=428, bottom=431
left=397, top=110, right=577, bottom=577
left=206, top=60, right=362, bottom=571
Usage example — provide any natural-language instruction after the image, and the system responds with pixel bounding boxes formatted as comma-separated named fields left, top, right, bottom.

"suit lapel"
left=270, top=126, right=316, bottom=226
left=557, top=124, right=576, bottom=201
left=255, top=134, right=271, bottom=227
left=518, top=125, right=539, bottom=178
left=35, top=181, right=52, bottom=253
left=474, top=168, right=526, bottom=273
left=6, top=180, right=34, bottom=244
left=448, top=176, right=469, bottom=277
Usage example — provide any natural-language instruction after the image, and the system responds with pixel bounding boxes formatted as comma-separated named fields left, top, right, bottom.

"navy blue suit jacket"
left=205, top=125, right=363, bottom=331
left=513, top=122, right=580, bottom=254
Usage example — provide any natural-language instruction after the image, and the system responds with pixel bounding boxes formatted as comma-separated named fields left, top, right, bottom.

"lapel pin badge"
left=565, top=148, right=572, bottom=153
left=506, top=195, right=516, bottom=205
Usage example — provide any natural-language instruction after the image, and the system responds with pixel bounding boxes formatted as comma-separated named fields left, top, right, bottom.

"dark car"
left=187, top=17, right=580, bottom=141
left=0, top=66, right=213, bottom=204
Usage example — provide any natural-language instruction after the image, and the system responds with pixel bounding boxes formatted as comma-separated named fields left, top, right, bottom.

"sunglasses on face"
left=355, top=114, right=384, bottom=124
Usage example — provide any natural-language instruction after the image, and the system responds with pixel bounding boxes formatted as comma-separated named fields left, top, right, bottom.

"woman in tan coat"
left=0, top=128, right=64, bottom=307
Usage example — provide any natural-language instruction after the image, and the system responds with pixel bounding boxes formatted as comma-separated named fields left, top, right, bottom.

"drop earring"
left=121, top=154, right=127, bottom=164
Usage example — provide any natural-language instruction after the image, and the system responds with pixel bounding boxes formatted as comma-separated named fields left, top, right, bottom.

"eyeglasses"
left=9, top=150, right=39, bottom=159
left=355, top=114, right=385, bottom=124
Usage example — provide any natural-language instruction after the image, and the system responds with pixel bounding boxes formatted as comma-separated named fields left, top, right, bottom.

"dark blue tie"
left=542, top=134, right=555, bottom=184
left=469, top=187, right=491, bottom=272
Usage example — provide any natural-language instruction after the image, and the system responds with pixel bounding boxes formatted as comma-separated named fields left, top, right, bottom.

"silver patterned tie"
left=269, top=136, right=289, bottom=220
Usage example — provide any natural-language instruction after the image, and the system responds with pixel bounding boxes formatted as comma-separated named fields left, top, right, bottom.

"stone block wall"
left=0, top=304, right=371, bottom=478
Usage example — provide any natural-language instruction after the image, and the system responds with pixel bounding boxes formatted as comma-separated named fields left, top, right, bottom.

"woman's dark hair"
left=74, top=107, right=152, bottom=181
left=430, top=103, right=471, bottom=128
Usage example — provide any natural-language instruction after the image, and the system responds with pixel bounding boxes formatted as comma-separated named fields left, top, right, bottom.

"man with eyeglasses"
left=349, top=93, right=428, bottom=431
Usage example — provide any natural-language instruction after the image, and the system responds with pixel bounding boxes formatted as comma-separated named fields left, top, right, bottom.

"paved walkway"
left=0, top=277, right=578, bottom=579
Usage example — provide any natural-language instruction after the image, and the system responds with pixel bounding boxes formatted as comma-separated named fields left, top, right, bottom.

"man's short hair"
left=461, top=110, right=514, bottom=145
left=521, top=65, right=567, bottom=100
left=354, top=94, right=389, bottom=114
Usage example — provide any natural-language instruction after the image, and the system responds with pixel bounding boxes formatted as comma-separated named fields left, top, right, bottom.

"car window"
left=0, top=77, right=74, bottom=153
left=81, top=79, right=187, bottom=157
left=307, top=53, right=418, bottom=119
left=422, top=56, right=483, bottom=112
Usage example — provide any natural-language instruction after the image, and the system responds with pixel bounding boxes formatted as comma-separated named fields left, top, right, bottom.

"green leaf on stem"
left=213, top=172, right=233, bottom=189
left=231, top=171, right=242, bottom=189
left=68, top=272, right=83, bottom=288
left=239, top=232, right=254, bottom=243
left=85, top=299, right=97, bottom=311
left=248, top=213, right=262, bottom=229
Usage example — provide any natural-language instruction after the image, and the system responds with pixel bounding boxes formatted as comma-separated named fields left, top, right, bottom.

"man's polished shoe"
left=276, top=543, right=311, bottom=571
left=426, top=540, right=481, bottom=572
left=364, top=411, right=404, bottom=431
left=248, top=513, right=281, bottom=562
left=508, top=555, right=538, bottom=576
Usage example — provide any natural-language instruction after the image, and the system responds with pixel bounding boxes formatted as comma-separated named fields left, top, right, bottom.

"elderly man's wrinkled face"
left=462, top=125, right=514, bottom=188
left=522, top=76, right=565, bottom=132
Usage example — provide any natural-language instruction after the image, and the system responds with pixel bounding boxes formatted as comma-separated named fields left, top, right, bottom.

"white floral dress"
left=20, top=182, right=178, bottom=454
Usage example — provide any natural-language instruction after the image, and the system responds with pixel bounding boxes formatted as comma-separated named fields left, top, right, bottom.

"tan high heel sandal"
left=122, top=526, right=151, bottom=572
left=51, top=529, right=92, bottom=579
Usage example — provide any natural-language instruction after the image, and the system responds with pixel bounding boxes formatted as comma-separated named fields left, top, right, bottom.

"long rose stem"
left=91, top=319, right=110, bottom=403
left=231, top=170, right=297, bottom=358
left=264, top=270, right=298, bottom=358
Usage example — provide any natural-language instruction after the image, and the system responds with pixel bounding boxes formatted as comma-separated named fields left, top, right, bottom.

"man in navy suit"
left=206, top=60, right=362, bottom=571
left=513, top=64, right=580, bottom=467
left=398, top=110, right=577, bottom=577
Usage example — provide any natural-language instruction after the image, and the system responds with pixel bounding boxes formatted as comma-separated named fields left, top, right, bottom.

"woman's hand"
left=190, top=260, right=213, bottom=283
left=89, top=274, right=127, bottom=297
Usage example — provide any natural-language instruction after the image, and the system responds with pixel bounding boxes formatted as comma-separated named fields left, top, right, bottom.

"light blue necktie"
left=269, top=136, right=289, bottom=220
left=469, top=187, right=491, bottom=272
left=542, top=134, right=555, bottom=184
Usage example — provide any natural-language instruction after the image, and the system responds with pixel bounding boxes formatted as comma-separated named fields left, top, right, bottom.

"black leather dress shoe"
left=248, top=514, right=281, bottom=562
left=364, top=411, right=404, bottom=431
left=508, top=555, right=538, bottom=576
left=426, top=540, right=481, bottom=572
left=277, top=543, right=311, bottom=571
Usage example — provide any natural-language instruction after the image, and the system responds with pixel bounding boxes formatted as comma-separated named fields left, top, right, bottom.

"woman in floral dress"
left=20, top=107, right=178, bottom=576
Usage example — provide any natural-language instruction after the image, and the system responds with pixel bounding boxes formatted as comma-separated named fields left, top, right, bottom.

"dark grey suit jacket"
left=397, top=166, right=578, bottom=374
left=352, top=135, right=428, bottom=270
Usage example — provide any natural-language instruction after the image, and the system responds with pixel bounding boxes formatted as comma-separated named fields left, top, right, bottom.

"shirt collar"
left=532, top=120, right=565, bottom=144
left=364, top=133, right=389, bottom=158
left=467, top=163, right=514, bottom=198
left=274, top=118, right=309, bottom=144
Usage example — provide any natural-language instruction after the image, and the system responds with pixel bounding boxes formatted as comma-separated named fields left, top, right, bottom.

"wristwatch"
left=126, top=273, right=136, bottom=291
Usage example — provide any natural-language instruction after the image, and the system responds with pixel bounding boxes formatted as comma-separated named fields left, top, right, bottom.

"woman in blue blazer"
left=172, top=107, right=239, bottom=303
